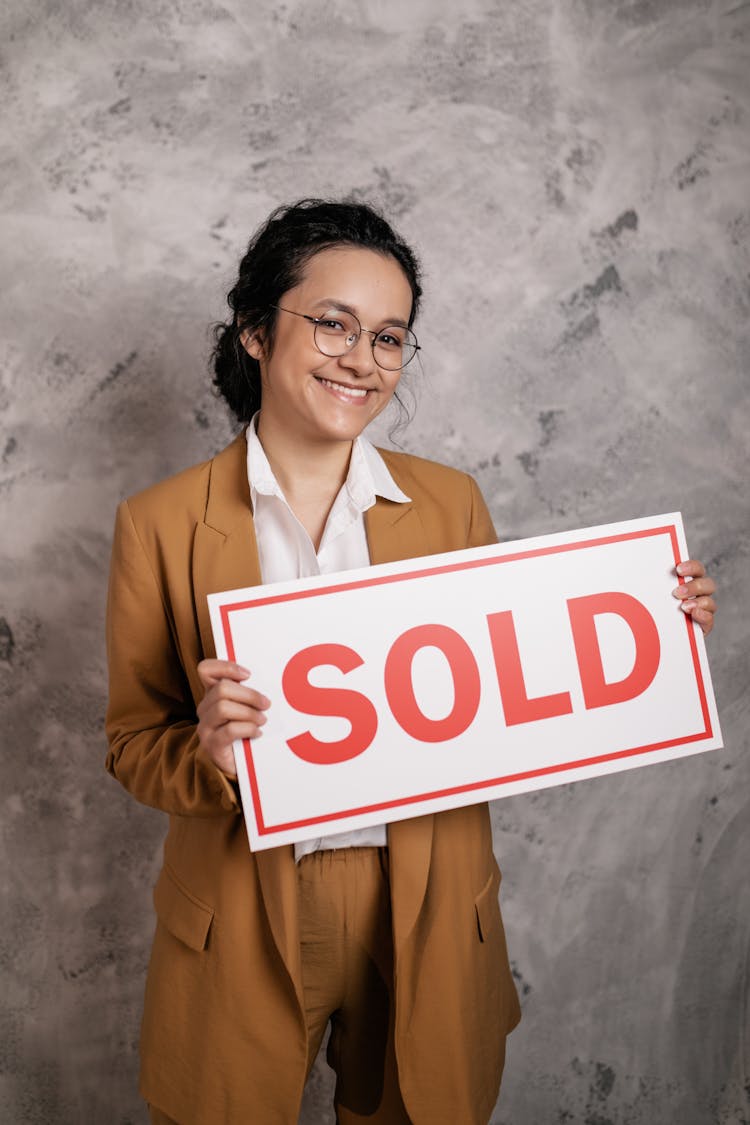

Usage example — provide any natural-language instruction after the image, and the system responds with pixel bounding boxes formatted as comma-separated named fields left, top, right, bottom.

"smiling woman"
left=105, top=198, right=522, bottom=1124
left=104, top=198, right=716, bottom=1125
left=242, top=246, right=412, bottom=479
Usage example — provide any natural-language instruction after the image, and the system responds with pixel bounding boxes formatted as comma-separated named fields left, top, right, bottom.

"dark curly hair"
left=211, top=198, right=423, bottom=424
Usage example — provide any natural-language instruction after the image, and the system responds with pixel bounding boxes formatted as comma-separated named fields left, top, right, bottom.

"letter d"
left=567, top=592, right=660, bottom=710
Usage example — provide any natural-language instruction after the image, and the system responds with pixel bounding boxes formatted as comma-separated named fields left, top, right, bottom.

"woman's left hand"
left=672, top=560, right=717, bottom=636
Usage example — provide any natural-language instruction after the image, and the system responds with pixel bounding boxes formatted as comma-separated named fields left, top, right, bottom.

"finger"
left=203, top=746, right=238, bottom=780
left=200, top=677, right=271, bottom=711
left=198, top=697, right=269, bottom=730
left=198, top=740, right=240, bottom=780
left=675, top=559, right=706, bottom=580
left=689, top=607, right=715, bottom=636
left=221, top=720, right=265, bottom=742
left=200, top=720, right=266, bottom=760
left=197, top=658, right=251, bottom=688
left=672, top=577, right=716, bottom=600
left=678, top=595, right=717, bottom=616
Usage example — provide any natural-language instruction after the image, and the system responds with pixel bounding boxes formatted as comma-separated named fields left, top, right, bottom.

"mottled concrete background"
left=1, top=0, right=748, bottom=1122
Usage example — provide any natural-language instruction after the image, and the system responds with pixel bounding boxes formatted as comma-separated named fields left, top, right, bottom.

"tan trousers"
left=149, top=847, right=410, bottom=1124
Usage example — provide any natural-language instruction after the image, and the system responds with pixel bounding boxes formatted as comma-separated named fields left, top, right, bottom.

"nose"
left=338, top=332, right=376, bottom=376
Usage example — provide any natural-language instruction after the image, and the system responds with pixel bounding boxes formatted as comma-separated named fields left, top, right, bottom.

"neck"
left=255, top=411, right=353, bottom=506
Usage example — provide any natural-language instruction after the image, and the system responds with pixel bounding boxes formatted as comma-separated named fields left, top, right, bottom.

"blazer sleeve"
left=465, top=474, right=499, bottom=549
left=104, top=499, right=239, bottom=817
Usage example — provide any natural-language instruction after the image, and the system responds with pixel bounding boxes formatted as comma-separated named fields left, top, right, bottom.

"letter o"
left=384, top=624, right=481, bottom=743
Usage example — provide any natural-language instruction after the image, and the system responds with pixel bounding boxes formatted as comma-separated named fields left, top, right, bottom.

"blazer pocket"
left=153, top=864, right=214, bottom=952
left=474, top=869, right=500, bottom=943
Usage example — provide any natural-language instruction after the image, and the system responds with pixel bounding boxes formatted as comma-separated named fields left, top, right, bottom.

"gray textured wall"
left=1, top=1, right=748, bottom=1122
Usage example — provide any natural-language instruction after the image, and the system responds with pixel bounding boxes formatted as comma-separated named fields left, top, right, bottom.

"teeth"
left=319, top=378, right=368, bottom=399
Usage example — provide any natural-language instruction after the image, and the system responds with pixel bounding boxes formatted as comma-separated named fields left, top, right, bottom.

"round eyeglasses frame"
left=271, top=305, right=420, bottom=371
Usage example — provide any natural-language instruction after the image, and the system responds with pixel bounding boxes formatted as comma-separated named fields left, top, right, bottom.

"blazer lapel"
left=364, top=494, right=428, bottom=568
left=191, top=433, right=303, bottom=1011
left=191, top=434, right=261, bottom=661
left=365, top=491, right=436, bottom=954
left=192, top=521, right=260, bottom=662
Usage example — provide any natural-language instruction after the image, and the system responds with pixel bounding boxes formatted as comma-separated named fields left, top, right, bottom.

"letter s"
left=282, top=644, right=378, bottom=765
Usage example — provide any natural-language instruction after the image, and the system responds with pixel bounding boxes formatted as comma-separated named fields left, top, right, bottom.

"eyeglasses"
left=272, top=305, right=420, bottom=371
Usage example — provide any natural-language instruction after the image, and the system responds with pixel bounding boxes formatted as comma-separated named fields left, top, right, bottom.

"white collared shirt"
left=245, top=415, right=411, bottom=860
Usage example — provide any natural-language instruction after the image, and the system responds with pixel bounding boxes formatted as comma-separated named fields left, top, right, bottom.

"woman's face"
left=244, top=245, right=414, bottom=447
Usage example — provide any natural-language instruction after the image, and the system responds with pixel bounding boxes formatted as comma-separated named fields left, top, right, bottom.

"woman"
left=105, top=199, right=717, bottom=1125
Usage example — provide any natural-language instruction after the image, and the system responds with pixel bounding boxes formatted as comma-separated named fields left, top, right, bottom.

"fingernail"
left=672, top=584, right=688, bottom=598
left=676, top=563, right=688, bottom=576
left=680, top=599, right=697, bottom=612
left=237, top=666, right=251, bottom=677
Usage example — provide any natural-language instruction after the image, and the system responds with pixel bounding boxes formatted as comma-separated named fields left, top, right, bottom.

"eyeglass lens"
left=314, top=310, right=417, bottom=370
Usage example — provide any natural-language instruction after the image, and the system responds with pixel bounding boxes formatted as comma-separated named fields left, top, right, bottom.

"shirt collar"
left=246, top=413, right=283, bottom=500
left=245, top=412, right=411, bottom=512
left=357, top=436, right=411, bottom=506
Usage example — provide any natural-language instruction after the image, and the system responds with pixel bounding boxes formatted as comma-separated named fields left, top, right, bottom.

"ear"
left=240, top=326, right=265, bottom=361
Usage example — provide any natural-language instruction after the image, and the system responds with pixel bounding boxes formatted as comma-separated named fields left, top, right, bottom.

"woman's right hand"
left=196, top=660, right=271, bottom=779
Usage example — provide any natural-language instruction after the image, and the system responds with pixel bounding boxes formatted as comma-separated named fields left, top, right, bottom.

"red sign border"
left=220, top=524, right=712, bottom=838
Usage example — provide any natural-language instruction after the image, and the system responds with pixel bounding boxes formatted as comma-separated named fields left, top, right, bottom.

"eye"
left=319, top=317, right=347, bottom=332
left=375, top=329, right=404, bottom=349
left=317, top=310, right=358, bottom=336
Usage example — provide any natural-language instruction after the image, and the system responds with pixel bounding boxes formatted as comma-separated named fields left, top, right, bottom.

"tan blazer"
left=105, top=432, right=521, bottom=1125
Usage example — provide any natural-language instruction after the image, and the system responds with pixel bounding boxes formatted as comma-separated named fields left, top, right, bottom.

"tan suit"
left=105, top=433, right=521, bottom=1125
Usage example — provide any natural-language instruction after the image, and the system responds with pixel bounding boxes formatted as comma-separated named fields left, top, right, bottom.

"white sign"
left=208, top=513, right=722, bottom=851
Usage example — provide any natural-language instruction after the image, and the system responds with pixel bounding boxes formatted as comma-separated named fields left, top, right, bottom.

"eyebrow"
left=310, top=298, right=409, bottom=330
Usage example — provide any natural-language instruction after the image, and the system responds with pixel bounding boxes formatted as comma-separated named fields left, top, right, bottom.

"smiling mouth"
left=315, top=376, right=371, bottom=401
